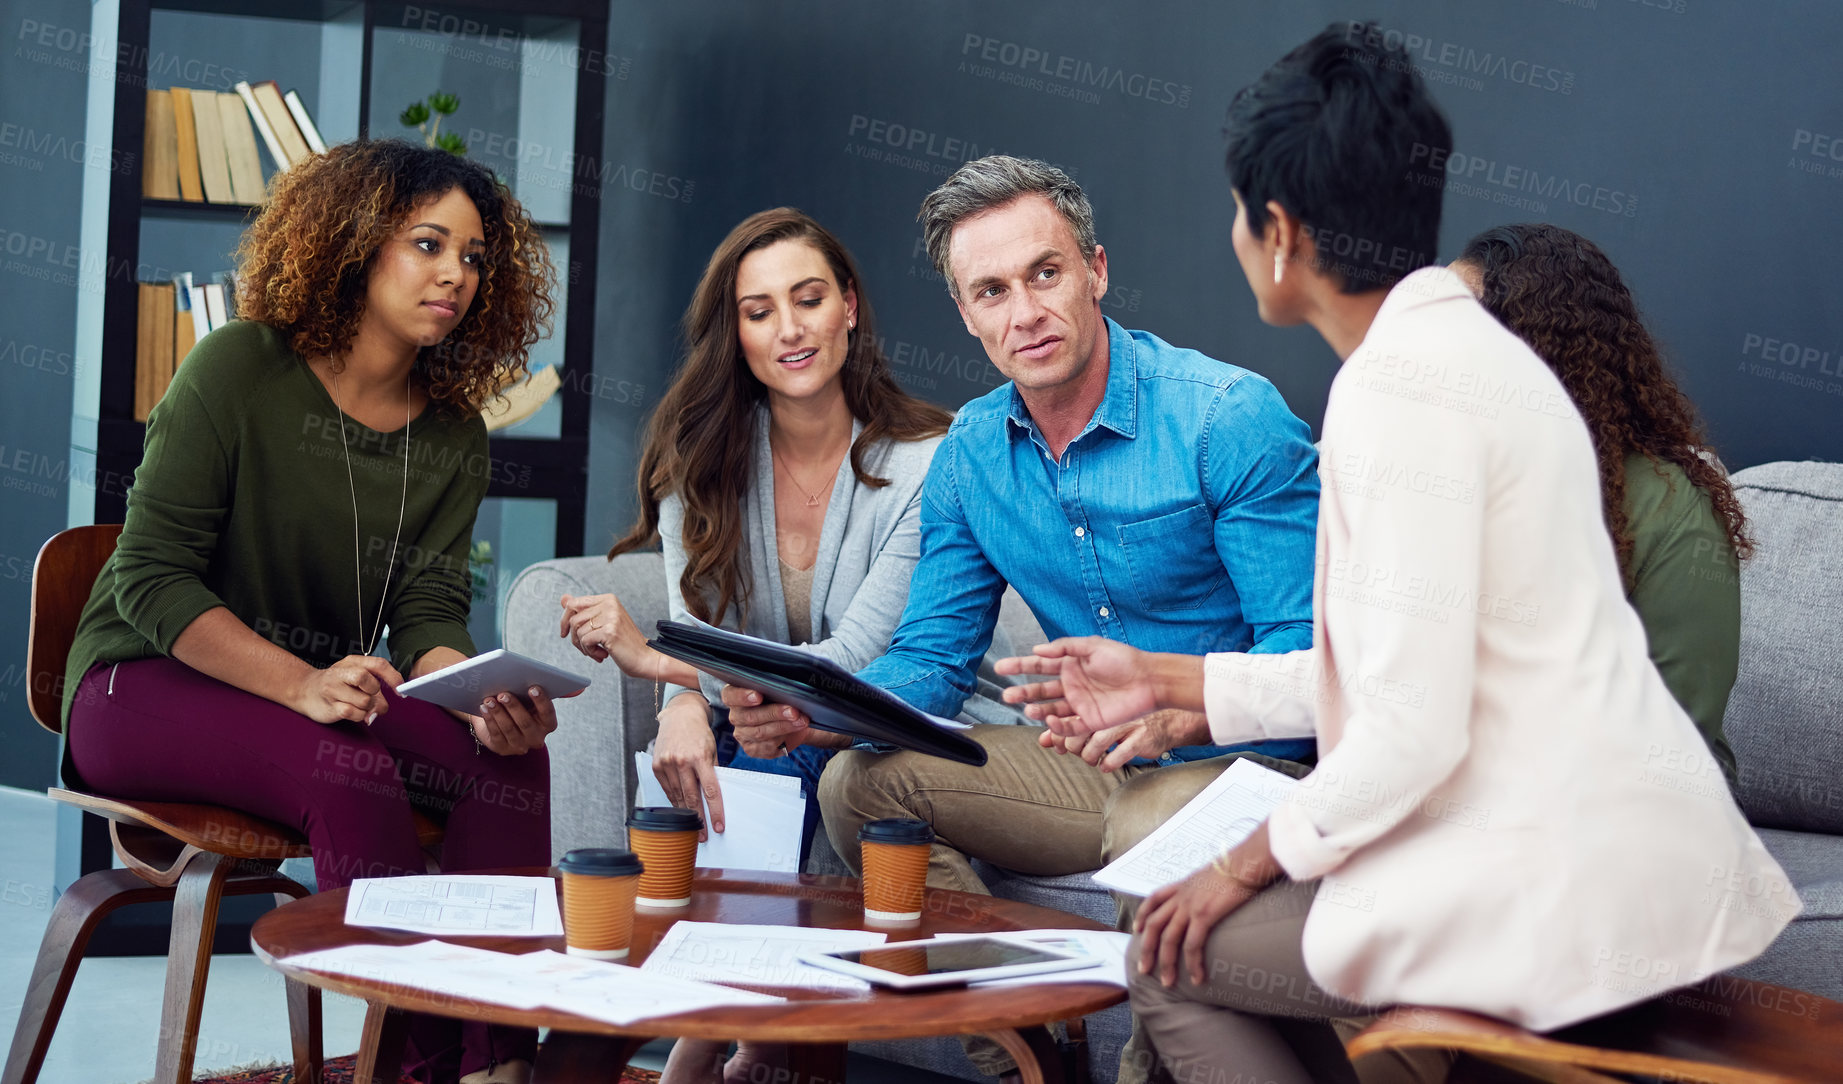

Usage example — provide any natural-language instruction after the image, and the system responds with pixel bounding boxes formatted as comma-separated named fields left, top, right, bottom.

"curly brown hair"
left=610, top=208, right=953, bottom=624
left=235, top=139, right=555, bottom=415
left=1458, top=224, right=1751, bottom=578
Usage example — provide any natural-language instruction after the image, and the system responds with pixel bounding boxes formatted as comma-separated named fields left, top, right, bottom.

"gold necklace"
left=770, top=440, right=841, bottom=508
left=332, top=369, right=411, bottom=656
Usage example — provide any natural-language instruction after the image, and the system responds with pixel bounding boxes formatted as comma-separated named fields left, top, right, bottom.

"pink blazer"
left=1202, top=267, right=1796, bottom=1031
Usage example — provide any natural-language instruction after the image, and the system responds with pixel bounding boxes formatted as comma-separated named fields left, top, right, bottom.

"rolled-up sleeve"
left=1267, top=385, right=1482, bottom=882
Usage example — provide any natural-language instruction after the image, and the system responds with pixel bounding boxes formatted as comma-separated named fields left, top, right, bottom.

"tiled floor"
left=0, top=785, right=965, bottom=1084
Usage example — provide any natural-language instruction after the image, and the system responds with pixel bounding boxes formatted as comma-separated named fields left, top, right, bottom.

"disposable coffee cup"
left=858, top=818, right=934, bottom=924
left=626, top=806, right=701, bottom=908
left=557, top=848, right=643, bottom=960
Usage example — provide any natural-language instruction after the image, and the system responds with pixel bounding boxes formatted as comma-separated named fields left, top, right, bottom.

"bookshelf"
left=96, top=0, right=604, bottom=558
left=79, top=0, right=607, bottom=948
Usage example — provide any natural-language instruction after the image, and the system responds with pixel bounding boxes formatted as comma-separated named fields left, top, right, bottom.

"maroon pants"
left=68, top=657, right=550, bottom=1082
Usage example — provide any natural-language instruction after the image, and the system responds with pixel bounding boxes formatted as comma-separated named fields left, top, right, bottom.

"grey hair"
left=918, top=155, right=1097, bottom=299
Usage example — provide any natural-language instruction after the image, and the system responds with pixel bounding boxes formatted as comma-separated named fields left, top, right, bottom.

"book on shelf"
left=216, top=91, right=266, bottom=205
left=250, top=81, right=311, bottom=167
left=176, top=272, right=211, bottom=343
left=188, top=88, right=235, bottom=204
left=172, top=278, right=197, bottom=368
left=168, top=87, right=204, bottom=201
left=134, top=282, right=175, bottom=422
left=141, top=91, right=179, bottom=199
left=201, top=282, right=229, bottom=330
left=233, top=80, right=290, bottom=172
left=283, top=90, right=327, bottom=155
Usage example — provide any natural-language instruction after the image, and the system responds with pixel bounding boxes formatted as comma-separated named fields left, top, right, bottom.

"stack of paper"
left=282, top=942, right=783, bottom=1026
left=344, top=874, right=564, bottom=937
left=640, top=921, right=888, bottom=992
left=635, top=752, right=806, bottom=873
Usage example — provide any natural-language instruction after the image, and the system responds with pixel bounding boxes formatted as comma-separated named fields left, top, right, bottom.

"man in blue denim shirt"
left=722, top=156, right=1317, bottom=929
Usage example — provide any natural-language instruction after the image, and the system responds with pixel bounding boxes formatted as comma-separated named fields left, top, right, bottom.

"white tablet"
left=797, top=935, right=1094, bottom=990
left=395, top=649, right=591, bottom=714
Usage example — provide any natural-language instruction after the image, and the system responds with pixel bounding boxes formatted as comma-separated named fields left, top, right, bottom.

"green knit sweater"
left=1621, top=451, right=1741, bottom=785
left=63, top=320, right=489, bottom=733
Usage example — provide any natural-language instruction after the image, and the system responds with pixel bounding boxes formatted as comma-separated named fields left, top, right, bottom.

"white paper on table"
left=641, top=921, right=888, bottom=992
left=344, top=874, right=563, bottom=937
left=281, top=943, right=783, bottom=1026
left=973, top=929, right=1131, bottom=988
left=501, top=950, right=784, bottom=1025
left=634, top=751, right=805, bottom=873
left=1091, top=758, right=1297, bottom=897
left=279, top=940, right=550, bottom=1007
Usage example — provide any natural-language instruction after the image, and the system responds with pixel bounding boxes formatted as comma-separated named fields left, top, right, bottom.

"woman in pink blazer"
left=999, top=23, right=1796, bottom=1084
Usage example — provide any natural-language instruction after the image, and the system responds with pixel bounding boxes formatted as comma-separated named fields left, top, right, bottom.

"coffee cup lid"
left=627, top=806, right=702, bottom=832
left=858, top=818, right=935, bottom=845
left=557, top=848, right=643, bottom=876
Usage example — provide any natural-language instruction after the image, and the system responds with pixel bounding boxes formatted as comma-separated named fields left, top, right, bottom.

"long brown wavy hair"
left=1459, top=224, right=1751, bottom=579
left=235, top=139, right=556, bottom=415
left=610, top=208, right=952, bottom=624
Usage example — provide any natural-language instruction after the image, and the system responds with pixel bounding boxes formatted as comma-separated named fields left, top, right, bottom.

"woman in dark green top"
left=1455, top=224, right=1751, bottom=786
left=64, top=141, right=557, bottom=1084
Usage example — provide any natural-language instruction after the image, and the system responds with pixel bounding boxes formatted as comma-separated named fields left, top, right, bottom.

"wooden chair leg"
left=151, top=851, right=233, bottom=1084
left=2, top=869, right=173, bottom=1084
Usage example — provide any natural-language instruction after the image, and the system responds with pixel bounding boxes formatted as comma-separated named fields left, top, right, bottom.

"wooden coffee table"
left=251, top=868, right=1125, bottom=1084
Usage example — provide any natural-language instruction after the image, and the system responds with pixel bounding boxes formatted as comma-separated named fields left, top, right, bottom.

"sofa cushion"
left=503, top=554, right=666, bottom=860
left=1726, top=829, right=1843, bottom=1002
left=1725, top=462, right=1843, bottom=833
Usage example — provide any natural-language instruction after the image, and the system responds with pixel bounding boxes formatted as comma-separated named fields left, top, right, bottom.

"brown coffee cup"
left=858, top=818, right=934, bottom=924
left=557, top=848, right=643, bottom=960
left=626, top=806, right=701, bottom=908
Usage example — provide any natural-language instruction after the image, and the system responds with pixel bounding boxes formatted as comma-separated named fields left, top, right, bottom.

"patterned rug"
left=191, top=1054, right=660, bottom=1083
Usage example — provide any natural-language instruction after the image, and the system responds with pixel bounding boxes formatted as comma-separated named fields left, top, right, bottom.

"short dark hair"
left=1224, top=21, right=1452, bottom=293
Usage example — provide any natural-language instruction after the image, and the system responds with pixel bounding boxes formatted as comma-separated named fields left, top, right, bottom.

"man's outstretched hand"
left=995, top=636, right=1165, bottom=737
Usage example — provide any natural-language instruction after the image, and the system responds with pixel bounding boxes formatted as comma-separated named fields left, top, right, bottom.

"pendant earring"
left=1273, top=249, right=1286, bottom=285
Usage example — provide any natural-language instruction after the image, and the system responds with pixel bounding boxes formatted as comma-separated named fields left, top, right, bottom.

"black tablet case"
left=648, top=620, right=988, bottom=766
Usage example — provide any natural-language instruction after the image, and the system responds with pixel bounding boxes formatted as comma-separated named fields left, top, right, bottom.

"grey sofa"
left=502, top=555, right=1131, bottom=1081
left=500, top=459, right=1841, bottom=1081
left=1717, top=461, right=1843, bottom=1000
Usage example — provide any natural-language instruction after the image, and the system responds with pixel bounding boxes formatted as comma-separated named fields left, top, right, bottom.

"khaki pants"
left=819, top=724, right=1157, bottom=1075
left=1106, top=758, right=1453, bottom=1084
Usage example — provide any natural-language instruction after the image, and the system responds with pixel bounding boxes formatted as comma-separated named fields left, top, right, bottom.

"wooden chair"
left=2, top=525, right=437, bottom=1084
left=1346, top=974, right=1843, bottom=1083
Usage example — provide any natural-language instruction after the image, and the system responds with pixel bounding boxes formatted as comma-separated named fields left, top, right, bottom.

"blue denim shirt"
left=858, top=318, right=1320, bottom=764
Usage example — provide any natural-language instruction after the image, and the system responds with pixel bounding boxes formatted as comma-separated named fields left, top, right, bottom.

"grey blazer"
left=657, top=406, right=939, bottom=709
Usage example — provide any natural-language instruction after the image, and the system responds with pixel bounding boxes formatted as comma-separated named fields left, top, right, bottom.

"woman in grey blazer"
left=559, top=207, right=952, bottom=849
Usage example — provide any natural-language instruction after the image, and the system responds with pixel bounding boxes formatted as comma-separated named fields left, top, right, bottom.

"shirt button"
left=1074, top=527, right=1085, bottom=538
left=1098, top=606, right=1109, bottom=617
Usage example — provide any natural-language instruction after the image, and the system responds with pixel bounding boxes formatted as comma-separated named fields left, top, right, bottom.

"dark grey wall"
left=582, top=0, right=1843, bottom=551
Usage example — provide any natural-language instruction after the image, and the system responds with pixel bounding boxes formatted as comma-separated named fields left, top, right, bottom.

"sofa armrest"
left=502, top=552, right=671, bottom=861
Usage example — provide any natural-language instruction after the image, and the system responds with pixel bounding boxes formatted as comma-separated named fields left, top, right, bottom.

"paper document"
left=281, top=943, right=782, bottom=1026
left=635, top=752, right=805, bottom=873
left=975, top=929, right=1131, bottom=988
left=642, top=921, right=888, bottom=992
left=279, top=940, right=551, bottom=1007
left=344, top=874, right=563, bottom=937
left=1091, top=759, right=1297, bottom=897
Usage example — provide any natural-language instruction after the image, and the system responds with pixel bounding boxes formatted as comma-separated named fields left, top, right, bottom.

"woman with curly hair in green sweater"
left=64, top=139, right=556, bottom=1084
